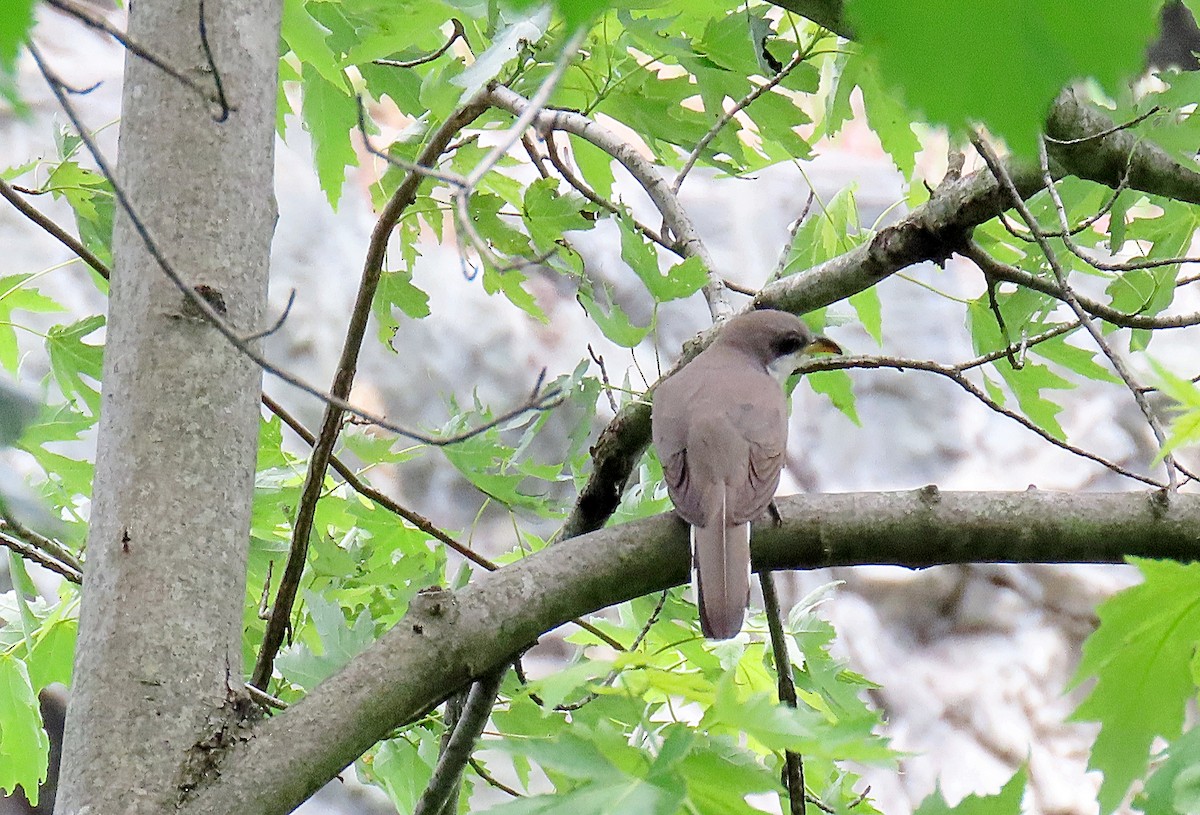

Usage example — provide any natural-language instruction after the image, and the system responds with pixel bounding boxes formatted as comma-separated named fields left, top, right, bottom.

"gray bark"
left=180, top=489, right=1200, bottom=815
left=52, top=0, right=281, bottom=812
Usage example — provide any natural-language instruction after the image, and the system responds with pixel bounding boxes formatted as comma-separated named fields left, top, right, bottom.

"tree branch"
left=183, top=489, right=1200, bottom=815
left=412, top=666, right=506, bottom=815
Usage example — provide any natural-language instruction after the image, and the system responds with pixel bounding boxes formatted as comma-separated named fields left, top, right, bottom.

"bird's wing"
left=652, top=370, right=709, bottom=525
left=724, top=384, right=788, bottom=524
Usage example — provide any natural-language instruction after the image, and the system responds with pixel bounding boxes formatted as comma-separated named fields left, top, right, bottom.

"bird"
left=651, top=309, right=840, bottom=639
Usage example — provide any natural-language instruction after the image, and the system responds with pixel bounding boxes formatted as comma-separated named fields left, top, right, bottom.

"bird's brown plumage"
left=652, top=310, right=824, bottom=639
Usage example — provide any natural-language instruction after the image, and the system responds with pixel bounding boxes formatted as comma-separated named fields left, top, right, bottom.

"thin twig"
left=760, top=572, right=805, bottom=815
left=769, top=190, right=815, bottom=284
left=485, top=84, right=731, bottom=317
left=244, top=682, right=289, bottom=710
left=520, top=133, right=551, bottom=180
left=971, top=133, right=1179, bottom=491
left=801, top=353, right=1166, bottom=488
left=542, top=130, right=674, bottom=250
left=467, top=757, right=521, bottom=797
left=31, top=46, right=560, bottom=449
left=0, top=515, right=82, bottom=573
left=196, top=0, right=230, bottom=121
left=0, top=178, right=111, bottom=279
left=412, top=667, right=507, bottom=815
left=996, top=145, right=1135, bottom=243
left=45, top=0, right=230, bottom=118
left=962, top=243, right=1200, bottom=331
left=1043, top=105, right=1161, bottom=145
left=241, top=289, right=296, bottom=342
left=0, top=530, right=82, bottom=584
left=588, top=344, right=619, bottom=414
left=673, top=45, right=810, bottom=194
left=373, top=19, right=466, bottom=69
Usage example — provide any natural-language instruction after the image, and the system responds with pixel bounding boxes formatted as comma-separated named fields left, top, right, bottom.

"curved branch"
left=182, top=489, right=1200, bottom=815
left=484, top=83, right=733, bottom=317
left=963, top=242, right=1200, bottom=330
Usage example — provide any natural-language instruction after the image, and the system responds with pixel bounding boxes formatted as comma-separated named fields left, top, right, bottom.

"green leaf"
left=620, top=217, right=708, bottom=302
left=805, top=369, right=860, bottom=425
left=522, top=177, right=596, bottom=250
left=913, top=767, right=1026, bottom=815
left=300, top=64, right=357, bottom=209
left=781, top=187, right=862, bottom=275
left=1030, top=335, right=1120, bottom=385
left=453, top=8, right=548, bottom=101
left=367, top=737, right=436, bottom=813
left=1070, top=559, right=1200, bottom=814
left=0, top=656, right=48, bottom=807
left=0, top=274, right=67, bottom=373
left=849, top=286, right=882, bottom=345
left=850, top=0, right=1157, bottom=155
left=482, top=266, right=548, bottom=323
left=277, top=591, right=375, bottom=690
left=576, top=284, right=652, bottom=348
left=831, top=52, right=920, bottom=176
left=373, top=267, right=432, bottom=342
left=45, top=316, right=105, bottom=416
left=282, top=0, right=346, bottom=89
left=44, top=157, right=114, bottom=269
left=570, top=135, right=615, bottom=198
left=0, top=0, right=33, bottom=71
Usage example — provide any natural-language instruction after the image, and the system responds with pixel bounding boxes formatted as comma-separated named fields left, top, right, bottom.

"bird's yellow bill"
left=805, top=336, right=843, bottom=356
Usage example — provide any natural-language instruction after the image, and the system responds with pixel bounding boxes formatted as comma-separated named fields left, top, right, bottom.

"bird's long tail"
left=690, top=482, right=751, bottom=640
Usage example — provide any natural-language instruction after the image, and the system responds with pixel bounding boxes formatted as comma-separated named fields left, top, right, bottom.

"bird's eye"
left=772, top=334, right=804, bottom=356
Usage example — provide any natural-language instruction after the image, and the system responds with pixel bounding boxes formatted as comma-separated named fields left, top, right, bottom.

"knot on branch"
left=869, top=220, right=970, bottom=272
left=411, top=586, right=458, bottom=623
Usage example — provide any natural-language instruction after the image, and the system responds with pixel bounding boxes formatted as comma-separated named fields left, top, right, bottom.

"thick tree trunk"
left=53, top=0, right=281, bottom=812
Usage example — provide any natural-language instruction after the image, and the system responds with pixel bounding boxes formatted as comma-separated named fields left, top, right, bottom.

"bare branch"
left=373, top=19, right=466, bottom=69
left=0, top=528, right=82, bottom=584
left=962, top=242, right=1200, bottom=330
left=413, top=667, right=506, bottom=815
left=801, top=352, right=1165, bottom=488
left=542, top=130, right=675, bottom=250
left=0, top=515, right=83, bottom=573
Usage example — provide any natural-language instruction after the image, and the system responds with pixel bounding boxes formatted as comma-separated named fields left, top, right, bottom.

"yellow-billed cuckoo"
left=652, top=309, right=841, bottom=640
